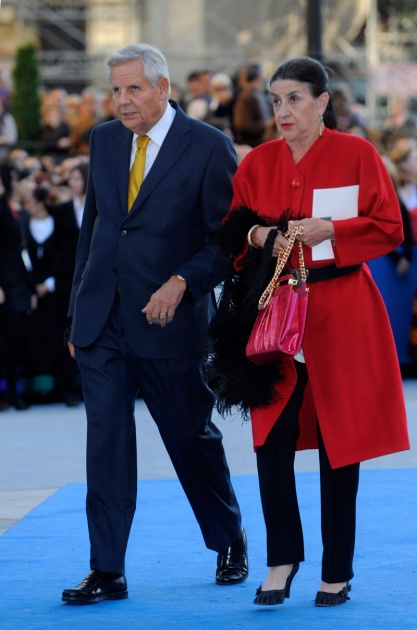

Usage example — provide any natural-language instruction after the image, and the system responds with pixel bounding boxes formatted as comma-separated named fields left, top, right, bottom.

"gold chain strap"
left=258, top=225, right=306, bottom=310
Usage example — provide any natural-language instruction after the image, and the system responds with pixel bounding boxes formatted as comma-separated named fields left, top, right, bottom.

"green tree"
left=11, top=43, right=42, bottom=143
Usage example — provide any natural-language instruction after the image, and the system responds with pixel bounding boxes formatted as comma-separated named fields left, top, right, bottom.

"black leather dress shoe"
left=62, top=570, right=128, bottom=604
left=216, top=528, right=249, bottom=585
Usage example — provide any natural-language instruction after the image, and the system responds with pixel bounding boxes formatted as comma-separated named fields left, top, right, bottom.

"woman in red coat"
left=209, top=57, right=409, bottom=608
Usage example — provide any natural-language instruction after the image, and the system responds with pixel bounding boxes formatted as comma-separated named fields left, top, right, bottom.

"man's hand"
left=142, top=275, right=187, bottom=327
left=68, top=341, right=75, bottom=358
left=36, top=283, right=50, bottom=298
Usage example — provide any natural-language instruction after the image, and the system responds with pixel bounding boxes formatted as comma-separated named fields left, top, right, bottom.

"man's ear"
left=159, top=77, right=170, bottom=99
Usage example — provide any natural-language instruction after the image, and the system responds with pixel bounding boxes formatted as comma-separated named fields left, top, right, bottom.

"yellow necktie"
left=128, top=135, right=150, bottom=211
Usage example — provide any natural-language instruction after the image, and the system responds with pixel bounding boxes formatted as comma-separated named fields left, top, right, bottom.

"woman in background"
left=20, top=185, right=58, bottom=400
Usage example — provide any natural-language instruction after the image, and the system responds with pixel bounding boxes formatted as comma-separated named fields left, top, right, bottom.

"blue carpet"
left=1, top=470, right=416, bottom=629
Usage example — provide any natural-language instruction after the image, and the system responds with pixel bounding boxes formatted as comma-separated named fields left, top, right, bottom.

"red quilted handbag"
left=246, top=225, right=309, bottom=365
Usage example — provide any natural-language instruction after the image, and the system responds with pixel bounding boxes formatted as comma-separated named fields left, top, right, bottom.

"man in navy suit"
left=62, top=44, right=248, bottom=604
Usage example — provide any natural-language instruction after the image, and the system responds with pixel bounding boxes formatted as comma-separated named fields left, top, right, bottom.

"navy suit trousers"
left=74, top=294, right=242, bottom=574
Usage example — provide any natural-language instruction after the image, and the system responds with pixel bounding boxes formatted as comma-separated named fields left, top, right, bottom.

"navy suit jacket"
left=69, top=102, right=237, bottom=358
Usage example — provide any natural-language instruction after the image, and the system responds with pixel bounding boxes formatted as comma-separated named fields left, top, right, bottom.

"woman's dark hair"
left=72, top=161, right=89, bottom=193
left=270, top=57, right=337, bottom=129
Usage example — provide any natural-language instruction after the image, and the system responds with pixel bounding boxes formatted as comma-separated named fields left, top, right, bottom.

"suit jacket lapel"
left=114, top=124, right=134, bottom=214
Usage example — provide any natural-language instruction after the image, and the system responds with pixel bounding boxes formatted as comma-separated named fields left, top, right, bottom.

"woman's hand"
left=288, top=218, right=335, bottom=248
left=251, top=226, right=289, bottom=257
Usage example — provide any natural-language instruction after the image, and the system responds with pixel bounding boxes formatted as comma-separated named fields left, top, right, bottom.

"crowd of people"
left=0, top=137, right=90, bottom=409
left=0, top=61, right=416, bottom=411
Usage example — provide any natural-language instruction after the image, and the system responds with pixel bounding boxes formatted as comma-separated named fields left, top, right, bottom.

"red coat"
left=232, top=128, right=410, bottom=468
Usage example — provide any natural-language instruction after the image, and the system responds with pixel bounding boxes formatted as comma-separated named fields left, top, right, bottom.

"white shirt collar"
left=131, top=102, right=176, bottom=150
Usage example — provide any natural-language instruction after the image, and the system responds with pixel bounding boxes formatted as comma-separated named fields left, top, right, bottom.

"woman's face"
left=68, top=168, right=85, bottom=196
left=22, top=189, right=43, bottom=217
left=269, top=79, right=329, bottom=146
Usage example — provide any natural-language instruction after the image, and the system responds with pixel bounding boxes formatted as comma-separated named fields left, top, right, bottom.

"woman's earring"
left=318, top=115, right=324, bottom=137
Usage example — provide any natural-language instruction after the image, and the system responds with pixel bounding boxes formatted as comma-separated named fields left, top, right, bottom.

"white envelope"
left=311, top=184, right=359, bottom=261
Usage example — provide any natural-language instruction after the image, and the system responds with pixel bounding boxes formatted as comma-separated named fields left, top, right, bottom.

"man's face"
left=110, top=58, right=169, bottom=135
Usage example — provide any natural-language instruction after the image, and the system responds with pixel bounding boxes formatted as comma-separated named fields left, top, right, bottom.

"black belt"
left=285, top=263, right=362, bottom=284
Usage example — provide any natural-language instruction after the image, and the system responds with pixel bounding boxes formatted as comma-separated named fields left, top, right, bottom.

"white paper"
left=311, top=185, right=359, bottom=261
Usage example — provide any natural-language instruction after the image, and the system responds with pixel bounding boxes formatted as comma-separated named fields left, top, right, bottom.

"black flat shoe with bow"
left=253, top=562, right=300, bottom=606
left=62, top=569, right=128, bottom=604
left=216, top=528, right=249, bottom=585
left=314, top=581, right=351, bottom=607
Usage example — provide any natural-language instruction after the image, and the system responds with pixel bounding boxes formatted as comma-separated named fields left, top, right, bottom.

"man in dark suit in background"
left=53, top=162, right=89, bottom=406
left=62, top=44, right=248, bottom=604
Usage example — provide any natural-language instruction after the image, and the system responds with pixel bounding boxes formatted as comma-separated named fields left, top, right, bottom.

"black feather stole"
left=207, top=206, right=295, bottom=419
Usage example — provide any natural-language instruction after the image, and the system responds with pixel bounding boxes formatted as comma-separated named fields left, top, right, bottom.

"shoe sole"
left=216, top=574, right=249, bottom=586
left=62, top=591, right=128, bottom=604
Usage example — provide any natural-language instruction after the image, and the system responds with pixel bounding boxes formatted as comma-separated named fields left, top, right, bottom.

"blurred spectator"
left=381, top=96, right=417, bottom=151
left=8, top=164, right=35, bottom=210
left=43, top=88, right=68, bottom=112
left=99, top=91, right=116, bottom=123
left=205, top=73, right=236, bottom=134
left=170, top=83, right=186, bottom=109
left=0, top=93, right=18, bottom=163
left=8, top=148, right=29, bottom=168
left=52, top=162, right=89, bottom=405
left=186, top=69, right=212, bottom=102
left=186, top=98, right=210, bottom=121
left=185, top=70, right=201, bottom=102
left=0, top=70, right=12, bottom=108
left=390, top=138, right=417, bottom=242
left=23, top=156, right=45, bottom=179
left=232, top=63, right=272, bottom=147
left=0, top=162, right=34, bottom=410
left=185, top=69, right=213, bottom=118
left=263, top=117, right=281, bottom=142
left=63, top=93, right=82, bottom=128
left=52, top=156, right=86, bottom=204
left=381, top=154, right=414, bottom=275
left=20, top=155, right=55, bottom=192
left=333, top=83, right=366, bottom=137
left=39, top=104, right=72, bottom=160
left=69, top=88, right=100, bottom=155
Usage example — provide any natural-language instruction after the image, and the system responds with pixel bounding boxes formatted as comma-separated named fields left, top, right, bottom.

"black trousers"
left=75, top=295, right=242, bottom=575
left=256, top=361, right=359, bottom=583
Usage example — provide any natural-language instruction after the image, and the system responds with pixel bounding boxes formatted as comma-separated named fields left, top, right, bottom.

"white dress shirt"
left=130, top=103, right=176, bottom=178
